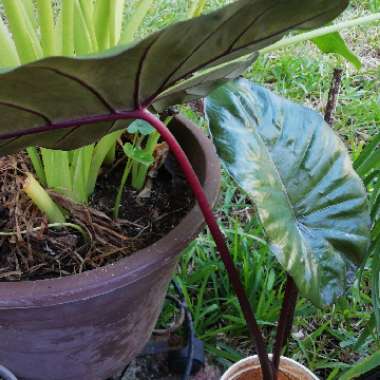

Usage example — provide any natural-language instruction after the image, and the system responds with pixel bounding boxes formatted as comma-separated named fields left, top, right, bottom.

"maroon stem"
left=139, top=109, right=273, bottom=380
left=272, top=275, right=298, bottom=377
left=0, top=107, right=273, bottom=379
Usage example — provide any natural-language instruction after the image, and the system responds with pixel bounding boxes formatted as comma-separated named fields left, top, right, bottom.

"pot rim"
left=0, top=115, right=221, bottom=309
left=221, top=355, right=319, bottom=380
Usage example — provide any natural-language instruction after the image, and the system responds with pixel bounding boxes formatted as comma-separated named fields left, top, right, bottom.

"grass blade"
left=121, top=0, right=154, bottom=44
left=340, top=350, right=380, bottom=380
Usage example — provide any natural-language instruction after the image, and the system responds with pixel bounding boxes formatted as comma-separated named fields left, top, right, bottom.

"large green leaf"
left=205, top=79, right=370, bottom=307
left=0, top=0, right=348, bottom=155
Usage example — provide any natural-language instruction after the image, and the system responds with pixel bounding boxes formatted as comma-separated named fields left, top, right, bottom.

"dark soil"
left=0, top=152, right=193, bottom=282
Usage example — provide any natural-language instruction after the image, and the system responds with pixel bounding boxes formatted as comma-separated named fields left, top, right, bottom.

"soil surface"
left=0, top=152, right=193, bottom=281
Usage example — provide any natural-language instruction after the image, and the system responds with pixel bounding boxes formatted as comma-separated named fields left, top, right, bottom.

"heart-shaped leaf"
left=0, top=0, right=348, bottom=156
left=205, top=79, right=370, bottom=307
left=127, top=120, right=155, bottom=136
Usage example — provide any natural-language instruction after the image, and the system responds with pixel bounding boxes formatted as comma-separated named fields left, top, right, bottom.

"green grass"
left=148, top=0, right=380, bottom=378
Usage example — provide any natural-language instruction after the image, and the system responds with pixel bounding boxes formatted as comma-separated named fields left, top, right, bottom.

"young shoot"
left=23, top=173, right=66, bottom=224
left=113, top=120, right=160, bottom=218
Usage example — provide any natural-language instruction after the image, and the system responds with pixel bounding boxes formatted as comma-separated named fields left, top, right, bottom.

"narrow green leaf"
left=354, top=132, right=380, bottom=175
left=62, top=0, right=75, bottom=56
left=41, top=149, right=73, bottom=197
left=78, top=0, right=98, bottom=51
left=312, top=32, right=362, bottom=69
left=2, top=0, right=43, bottom=63
left=87, top=130, right=124, bottom=196
left=72, top=145, right=94, bottom=203
left=0, top=16, right=20, bottom=67
left=205, top=79, right=371, bottom=307
left=109, top=0, right=125, bottom=46
left=74, top=0, right=95, bottom=55
left=26, top=147, right=47, bottom=187
left=54, top=5, right=64, bottom=55
left=22, top=0, right=39, bottom=32
left=94, top=0, right=112, bottom=50
left=121, top=0, right=154, bottom=44
left=340, top=350, right=380, bottom=380
left=36, top=0, right=57, bottom=56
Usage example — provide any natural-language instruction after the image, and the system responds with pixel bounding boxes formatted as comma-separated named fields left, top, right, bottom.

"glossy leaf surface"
left=206, top=79, right=370, bottom=307
left=0, top=0, right=348, bottom=156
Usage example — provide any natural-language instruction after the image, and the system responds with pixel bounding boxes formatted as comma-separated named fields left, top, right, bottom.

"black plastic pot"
left=0, top=116, right=220, bottom=380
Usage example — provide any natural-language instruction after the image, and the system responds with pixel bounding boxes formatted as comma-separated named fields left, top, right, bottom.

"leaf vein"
left=34, top=66, right=116, bottom=113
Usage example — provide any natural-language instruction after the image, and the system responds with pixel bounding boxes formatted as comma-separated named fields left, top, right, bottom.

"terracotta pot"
left=0, top=116, right=220, bottom=380
left=221, top=355, right=319, bottom=380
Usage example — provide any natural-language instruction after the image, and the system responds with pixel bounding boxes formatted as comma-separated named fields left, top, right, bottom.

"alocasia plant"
left=0, top=0, right=373, bottom=379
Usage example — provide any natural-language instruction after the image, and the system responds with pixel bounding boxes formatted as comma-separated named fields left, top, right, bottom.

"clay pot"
left=221, top=356, right=319, bottom=380
left=0, top=116, right=220, bottom=380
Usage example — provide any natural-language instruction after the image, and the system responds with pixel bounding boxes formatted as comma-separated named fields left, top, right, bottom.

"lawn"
left=147, top=1, right=380, bottom=378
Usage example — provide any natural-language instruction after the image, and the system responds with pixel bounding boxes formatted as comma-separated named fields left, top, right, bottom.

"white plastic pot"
left=221, top=355, right=319, bottom=380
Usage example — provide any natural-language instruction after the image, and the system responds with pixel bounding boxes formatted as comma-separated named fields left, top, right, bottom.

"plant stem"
left=62, top=0, right=75, bottom=56
left=139, top=110, right=274, bottom=380
left=23, top=173, right=66, bottom=224
left=324, top=68, right=343, bottom=125
left=114, top=131, right=136, bottom=219
left=272, top=276, right=298, bottom=377
left=0, top=16, right=20, bottom=66
left=36, top=0, right=56, bottom=56
left=260, top=13, right=380, bottom=55
left=132, top=130, right=160, bottom=190
left=2, top=0, right=43, bottom=63
left=113, top=159, right=133, bottom=219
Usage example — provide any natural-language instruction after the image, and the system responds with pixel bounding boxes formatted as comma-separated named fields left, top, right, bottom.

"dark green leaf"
left=312, top=32, right=361, bottom=69
left=205, top=79, right=370, bottom=307
left=0, top=0, right=348, bottom=155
